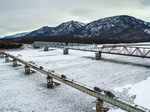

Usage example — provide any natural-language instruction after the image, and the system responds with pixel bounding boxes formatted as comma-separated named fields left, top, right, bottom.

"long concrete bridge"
left=0, top=51, right=149, bottom=112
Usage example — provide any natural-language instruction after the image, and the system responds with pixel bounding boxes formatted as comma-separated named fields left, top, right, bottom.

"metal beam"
left=62, top=46, right=150, bottom=59
left=46, top=42, right=150, bottom=58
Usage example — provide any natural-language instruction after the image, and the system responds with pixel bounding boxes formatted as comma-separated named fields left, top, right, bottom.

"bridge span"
left=43, top=43, right=150, bottom=59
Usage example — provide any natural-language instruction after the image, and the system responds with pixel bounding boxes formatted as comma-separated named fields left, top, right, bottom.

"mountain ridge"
left=1, top=15, right=150, bottom=44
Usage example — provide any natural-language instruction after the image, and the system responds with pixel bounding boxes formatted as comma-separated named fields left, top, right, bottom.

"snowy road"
left=0, top=47, right=150, bottom=111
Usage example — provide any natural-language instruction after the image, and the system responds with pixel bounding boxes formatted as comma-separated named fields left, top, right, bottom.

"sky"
left=1, top=0, right=150, bottom=36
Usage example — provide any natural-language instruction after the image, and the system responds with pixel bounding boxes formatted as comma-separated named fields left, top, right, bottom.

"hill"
left=2, top=15, right=150, bottom=44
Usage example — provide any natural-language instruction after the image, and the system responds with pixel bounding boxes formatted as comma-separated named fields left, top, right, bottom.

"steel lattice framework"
left=59, top=43, right=150, bottom=58
left=99, top=45, right=150, bottom=58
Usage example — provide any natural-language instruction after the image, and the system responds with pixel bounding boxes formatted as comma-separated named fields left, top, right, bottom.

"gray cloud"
left=0, top=0, right=150, bottom=35
left=142, top=0, right=150, bottom=6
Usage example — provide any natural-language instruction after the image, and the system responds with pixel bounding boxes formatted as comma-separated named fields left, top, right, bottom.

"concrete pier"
left=96, top=99, right=104, bottom=112
left=12, top=59, right=18, bottom=67
left=63, top=48, right=69, bottom=55
left=24, top=65, right=31, bottom=75
left=95, top=51, right=101, bottom=60
left=5, top=55, right=9, bottom=63
left=44, top=46, right=49, bottom=51
left=0, top=54, right=4, bottom=58
left=47, top=75, right=54, bottom=88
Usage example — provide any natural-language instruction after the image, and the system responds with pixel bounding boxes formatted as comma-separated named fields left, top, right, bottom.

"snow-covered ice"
left=1, top=46, right=150, bottom=111
left=115, top=77, right=150, bottom=109
left=0, top=57, right=95, bottom=112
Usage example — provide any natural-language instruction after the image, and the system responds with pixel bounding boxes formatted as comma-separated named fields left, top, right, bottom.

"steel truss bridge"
left=46, top=43, right=150, bottom=59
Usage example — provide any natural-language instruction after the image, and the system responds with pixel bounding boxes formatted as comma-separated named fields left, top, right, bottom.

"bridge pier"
left=47, top=74, right=60, bottom=88
left=12, top=59, right=18, bottom=67
left=47, top=75, right=54, bottom=88
left=63, top=48, right=69, bottom=55
left=96, top=99, right=109, bottom=112
left=44, top=46, right=49, bottom=51
left=24, top=65, right=31, bottom=75
left=0, top=53, right=4, bottom=58
left=95, top=51, right=102, bottom=60
left=5, top=55, right=10, bottom=63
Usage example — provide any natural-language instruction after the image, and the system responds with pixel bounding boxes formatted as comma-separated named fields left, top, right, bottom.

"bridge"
left=0, top=51, right=149, bottom=112
left=40, top=42, right=150, bottom=59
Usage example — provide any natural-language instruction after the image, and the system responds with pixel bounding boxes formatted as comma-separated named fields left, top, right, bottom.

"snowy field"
left=0, top=45, right=150, bottom=112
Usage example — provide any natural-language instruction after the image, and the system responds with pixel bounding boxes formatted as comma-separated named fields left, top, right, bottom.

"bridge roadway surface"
left=0, top=51, right=148, bottom=112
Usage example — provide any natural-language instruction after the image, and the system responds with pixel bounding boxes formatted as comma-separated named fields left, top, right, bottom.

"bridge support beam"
left=24, top=65, right=31, bottom=75
left=0, top=53, right=4, bottom=58
left=47, top=74, right=60, bottom=89
left=63, top=48, right=69, bottom=55
left=47, top=75, right=54, bottom=88
left=96, top=99, right=108, bottom=112
left=95, top=51, right=101, bottom=60
left=12, top=59, right=18, bottom=67
left=44, top=46, right=49, bottom=51
left=5, top=55, right=10, bottom=63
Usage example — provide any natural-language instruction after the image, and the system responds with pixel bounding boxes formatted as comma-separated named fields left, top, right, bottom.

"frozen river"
left=0, top=47, right=150, bottom=112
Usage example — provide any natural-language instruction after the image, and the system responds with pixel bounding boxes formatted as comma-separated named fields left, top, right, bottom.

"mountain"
left=15, top=21, right=86, bottom=43
left=27, top=21, right=85, bottom=37
left=78, top=15, right=150, bottom=43
left=55, top=20, right=85, bottom=36
left=2, top=15, right=150, bottom=44
left=2, top=32, right=29, bottom=39
left=26, top=26, right=55, bottom=37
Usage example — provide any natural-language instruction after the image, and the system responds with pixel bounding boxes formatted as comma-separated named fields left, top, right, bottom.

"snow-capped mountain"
left=80, top=15, right=149, bottom=37
left=26, top=26, right=55, bottom=37
left=54, top=20, right=85, bottom=36
left=26, top=21, right=85, bottom=37
left=79, top=15, right=147, bottom=37
left=2, top=15, right=150, bottom=44
left=77, top=15, right=150, bottom=43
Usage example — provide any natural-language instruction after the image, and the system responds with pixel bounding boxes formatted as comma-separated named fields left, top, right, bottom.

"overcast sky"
left=1, top=0, right=150, bottom=36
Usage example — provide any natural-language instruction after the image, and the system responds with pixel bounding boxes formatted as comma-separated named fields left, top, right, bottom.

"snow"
left=56, top=21, right=85, bottom=34
left=1, top=45, right=150, bottom=111
left=8, top=47, right=150, bottom=89
left=144, top=29, right=150, bottom=34
left=130, top=78, right=150, bottom=108
left=115, top=77, right=150, bottom=109
left=0, top=58, right=95, bottom=112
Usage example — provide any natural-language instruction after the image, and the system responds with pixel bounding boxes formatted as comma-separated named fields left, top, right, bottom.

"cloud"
left=142, top=0, right=150, bottom=6
left=0, top=0, right=150, bottom=35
